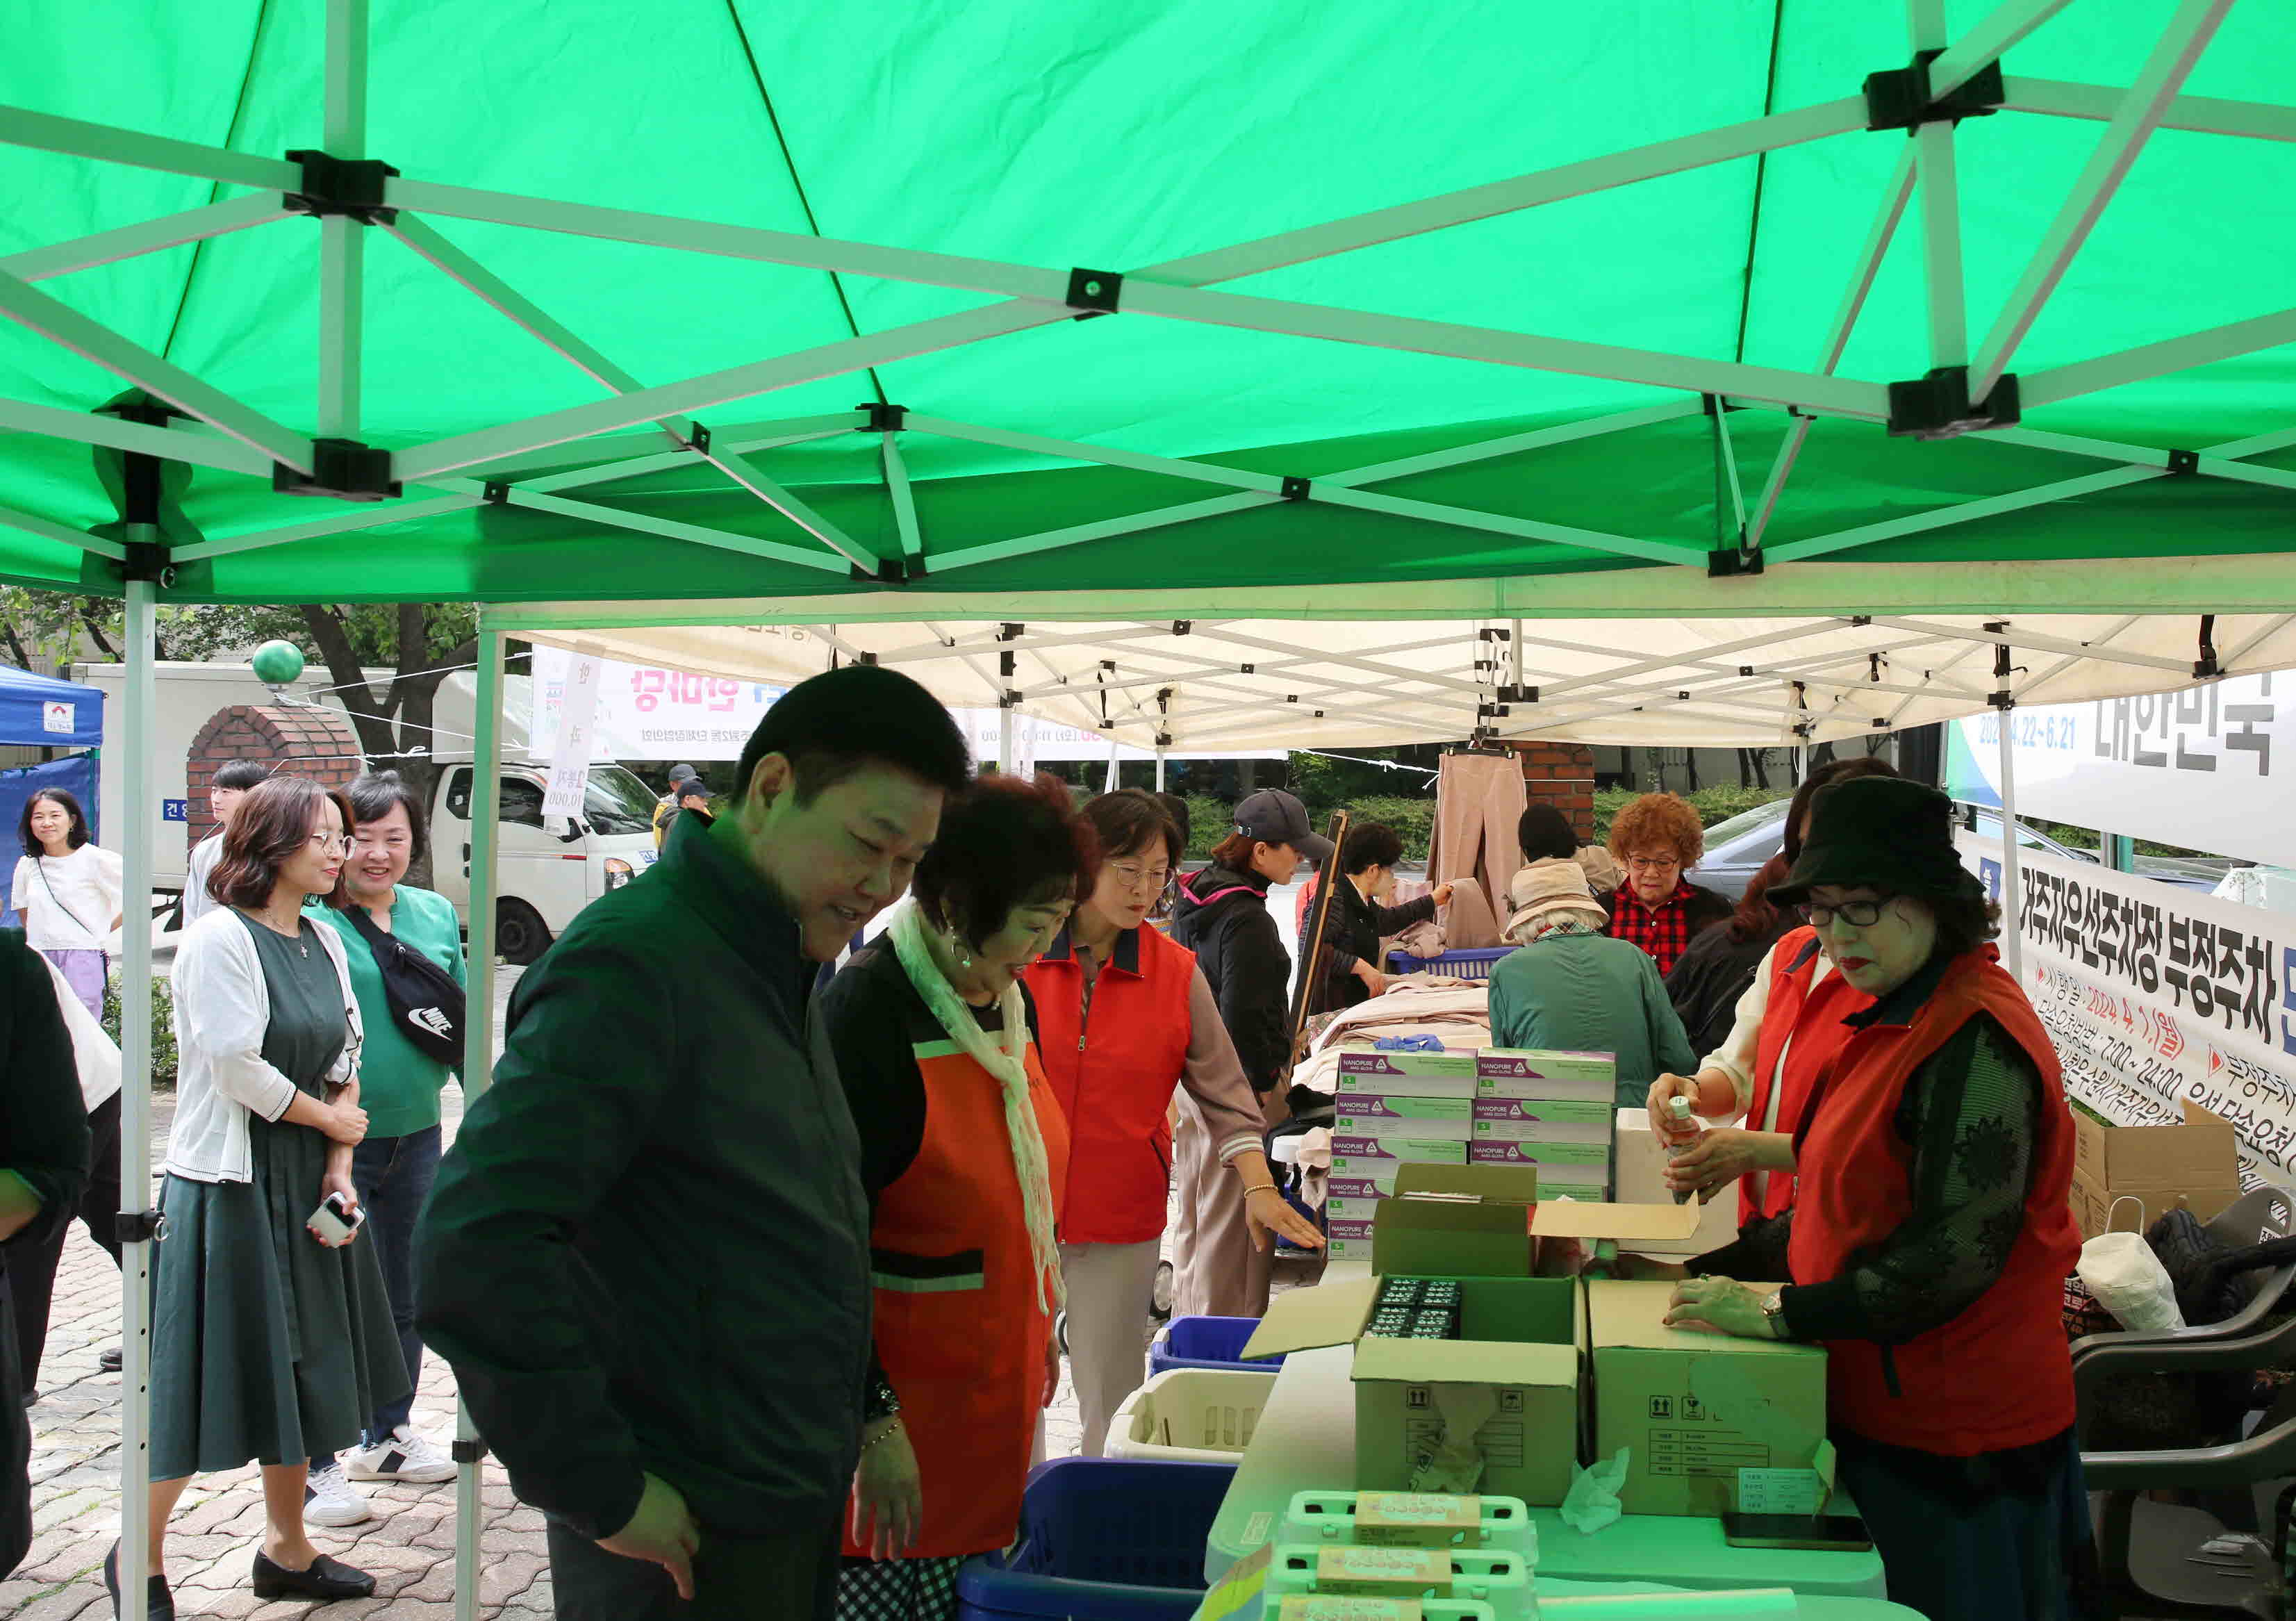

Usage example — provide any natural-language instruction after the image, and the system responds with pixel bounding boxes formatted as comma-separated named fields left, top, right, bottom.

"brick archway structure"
left=185, top=705, right=365, bottom=861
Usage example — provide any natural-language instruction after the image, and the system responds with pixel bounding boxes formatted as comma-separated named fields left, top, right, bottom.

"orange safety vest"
left=843, top=1025, right=1071, bottom=1558
left=1024, top=924, right=1195, bottom=1246
left=1740, top=928, right=1872, bottom=1226
left=1788, top=949, right=2081, bottom=1456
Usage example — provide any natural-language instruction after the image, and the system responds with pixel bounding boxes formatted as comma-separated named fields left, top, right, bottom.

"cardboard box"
left=1612, top=1108, right=1747, bottom=1258
left=1250, top=1171, right=1709, bottom=1509
left=1585, top=1280, right=1828, bottom=1517
left=1328, top=1194, right=1387, bottom=1222
left=1467, top=1098, right=1610, bottom=1144
left=1336, top=1096, right=1478, bottom=1143
left=1464, top=1138, right=1608, bottom=1193
left=1475, top=1049, right=1617, bottom=1101
left=2069, top=1102, right=2243, bottom=1239
left=1340, top=1051, right=1483, bottom=1087
left=1246, top=1166, right=1585, bottom=1506
left=1336, top=1137, right=1471, bottom=1167
left=1330, top=1170, right=1404, bottom=1199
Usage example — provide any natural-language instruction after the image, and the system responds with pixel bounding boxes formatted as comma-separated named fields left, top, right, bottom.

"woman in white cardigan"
left=112, top=777, right=408, bottom=1621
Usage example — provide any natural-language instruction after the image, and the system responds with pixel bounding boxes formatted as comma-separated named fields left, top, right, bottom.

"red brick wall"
left=184, top=705, right=365, bottom=861
left=1513, top=739, right=1596, bottom=844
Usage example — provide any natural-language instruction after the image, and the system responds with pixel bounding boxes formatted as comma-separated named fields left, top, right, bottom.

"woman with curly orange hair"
left=1605, top=792, right=1730, bottom=976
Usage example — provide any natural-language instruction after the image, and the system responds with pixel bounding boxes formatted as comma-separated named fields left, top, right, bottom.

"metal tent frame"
left=1, top=0, right=2291, bottom=1615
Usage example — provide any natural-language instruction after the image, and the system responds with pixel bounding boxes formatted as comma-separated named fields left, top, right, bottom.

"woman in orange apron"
left=818, top=775, right=1098, bottom=1621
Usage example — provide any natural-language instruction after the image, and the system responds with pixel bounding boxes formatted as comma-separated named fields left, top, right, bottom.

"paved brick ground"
left=11, top=966, right=1123, bottom=1620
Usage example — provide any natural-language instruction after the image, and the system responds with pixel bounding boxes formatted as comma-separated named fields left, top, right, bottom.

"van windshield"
left=580, top=766, right=660, bottom=835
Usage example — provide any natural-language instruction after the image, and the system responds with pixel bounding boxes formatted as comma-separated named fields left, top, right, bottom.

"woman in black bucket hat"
left=1664, top=775, right=2097, bottom=1621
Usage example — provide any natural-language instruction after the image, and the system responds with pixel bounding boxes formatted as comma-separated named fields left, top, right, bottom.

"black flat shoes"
left=251, top=1549, right=377, bottom=1600
left=103, top=1540, right=174, bottom=1621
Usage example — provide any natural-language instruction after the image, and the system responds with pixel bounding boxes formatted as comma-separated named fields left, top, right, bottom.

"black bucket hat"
left=1769, top=775, right=1980, bottom=907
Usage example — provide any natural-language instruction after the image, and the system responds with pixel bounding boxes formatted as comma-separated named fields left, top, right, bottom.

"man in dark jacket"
left=1170, top=789, right=1330, bottom=1095
left=416, top=668, right=970, bottom=1621
left=0, top=928, right=88, bottom=1577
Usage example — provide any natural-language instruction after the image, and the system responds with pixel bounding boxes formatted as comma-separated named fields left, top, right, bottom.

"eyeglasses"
left=308, top=833, right=353, bottom=855
left=1109, top=862, right=1173, bottom=894
left=1625, top=856, right=1681, bottom=873
left=1799, top=895, right=1895, bottom=928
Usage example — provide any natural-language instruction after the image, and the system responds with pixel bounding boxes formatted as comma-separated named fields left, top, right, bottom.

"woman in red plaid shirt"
left=1604, top=793, right=1730, bottom=976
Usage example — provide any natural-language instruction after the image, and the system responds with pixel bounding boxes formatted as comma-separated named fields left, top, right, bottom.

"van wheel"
left=496, top=899, right=552, bottom=966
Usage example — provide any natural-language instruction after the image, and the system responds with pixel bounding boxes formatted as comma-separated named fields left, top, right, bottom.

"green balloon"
left=250, top=640, right=306, bottom=685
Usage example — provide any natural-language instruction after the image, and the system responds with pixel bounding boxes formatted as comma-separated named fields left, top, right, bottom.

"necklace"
left=243, top=905, right=309, bottom=955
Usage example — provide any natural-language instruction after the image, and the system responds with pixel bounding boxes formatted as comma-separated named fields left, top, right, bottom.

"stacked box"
left=1471, top=1048, right=1618, bottom=1197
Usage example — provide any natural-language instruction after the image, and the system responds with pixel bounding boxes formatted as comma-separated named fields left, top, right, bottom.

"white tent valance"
left=511, top=609, right=2296, bottom=750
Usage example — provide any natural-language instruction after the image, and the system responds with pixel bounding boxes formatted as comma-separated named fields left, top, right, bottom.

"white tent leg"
left=1104, top=739, right=1121, bottom=794
left=454, top=625, right=506, bottom=1621
left=998, top=705, right=1014, bottom=776
left=115, top=574, right=156, bottom=1612
left=1994, top=698, right=2026, bottom=985
left=1155, top=751, right=1166, bottom=793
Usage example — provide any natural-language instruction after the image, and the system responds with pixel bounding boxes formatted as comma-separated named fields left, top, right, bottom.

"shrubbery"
left=102, top=970, right=179, bottom=1091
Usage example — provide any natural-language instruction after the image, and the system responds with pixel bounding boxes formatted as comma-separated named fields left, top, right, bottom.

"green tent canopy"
left=1, top=0, right=2292, bottom=613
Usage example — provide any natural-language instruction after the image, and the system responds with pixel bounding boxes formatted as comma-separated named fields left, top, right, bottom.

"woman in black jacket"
left=1304, top=822, right=1453, bottom=1012
left=1663, top=853, right=1797, bottom=1057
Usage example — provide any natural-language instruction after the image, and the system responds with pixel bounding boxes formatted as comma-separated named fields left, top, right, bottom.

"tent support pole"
left=318, top=0, right=369, bottom=440
left=1992, top=662, right=2026, bottom=985
left=115, top=572, right=157, bottom=1615
left=1105, top=740, right=1121, bottom=795
left=1155, top=751, right=1166, bottom=793
left=998, top=706, right=1014, bottom=777
left=1910, top=0, right=1968, bottom=368
left=454, top=623, right=506, bottom=1621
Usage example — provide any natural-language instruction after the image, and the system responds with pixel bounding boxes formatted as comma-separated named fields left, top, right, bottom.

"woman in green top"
left=1488, top=857, right=1697, bottom=1109
left=304, top=771, right=467, bottom=1517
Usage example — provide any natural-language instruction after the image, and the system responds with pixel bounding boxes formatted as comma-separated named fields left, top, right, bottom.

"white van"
left=424, top=756, right=663, bottom=963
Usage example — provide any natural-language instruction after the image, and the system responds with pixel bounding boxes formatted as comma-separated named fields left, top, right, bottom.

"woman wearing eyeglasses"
left=1665, top=777, right=2090, bottom=1621
left=122, top=777, right=409, bottom=1620
left=1603, top=793, right=1730, bottom=976
left=1023, top=790, right=1323, bottom=1458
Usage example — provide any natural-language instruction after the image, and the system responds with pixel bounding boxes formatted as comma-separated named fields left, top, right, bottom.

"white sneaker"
left=304, top=1460, right=373, bottom=1527
left=346, top=1425, right=458, bottom=1485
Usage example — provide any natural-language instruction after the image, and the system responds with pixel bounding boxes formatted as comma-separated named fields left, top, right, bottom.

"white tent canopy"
left=510, top=607, right=2296, bottom=750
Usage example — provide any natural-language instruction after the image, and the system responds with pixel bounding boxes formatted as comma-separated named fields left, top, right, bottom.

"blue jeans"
left=311, top=1124, right=442, bottom=1463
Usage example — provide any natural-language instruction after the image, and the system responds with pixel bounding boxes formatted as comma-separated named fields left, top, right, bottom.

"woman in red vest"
left=1646, top=757, right=1897, bottom=1221
left=818, top=776, right=1093, bottom=1621
left=1024, top=790, right=1324, bottom=1458
left=1665, top=776, right=2092, bottom=1621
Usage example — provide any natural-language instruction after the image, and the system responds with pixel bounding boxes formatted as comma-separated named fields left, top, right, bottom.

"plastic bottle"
left=1664, top=1094, right=1703, bottom=1205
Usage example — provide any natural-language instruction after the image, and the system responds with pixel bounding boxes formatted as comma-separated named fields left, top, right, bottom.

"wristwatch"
left=1758, top=1290, right=1789, bottom=1340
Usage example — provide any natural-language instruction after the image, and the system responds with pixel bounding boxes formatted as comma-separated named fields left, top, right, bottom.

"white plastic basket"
left=1105, top=1367, right=1276, bottom=1463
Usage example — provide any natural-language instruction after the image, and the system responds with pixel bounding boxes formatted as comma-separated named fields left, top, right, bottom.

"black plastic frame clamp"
left=2195, top=612, right=2221, bottom=680
left=283, top=149, right=402, bottom=225
left=115, top=1210, right=166, bottom=1245
left=1884, top=367, right=2020, bottom=440
left=1067, top=268, right=1123, bottom=318
left=1280, top=477, right=1312, bottom=502
left=450, top=1439, right=488, bottom=1465
left=2166, top=448, right=2201, bottom=477
left=1863, top=49, right=2006, bottom=134
left=687, top=422, right=713, bottom=456
left=850, top=556, right=916, bottom=585
left=1708, top=543, right=1765, bottom=578
left=1496, top=684, right=1537, bottom=705
left=274, top=438, right=402, bottom=501
left=861, top=402, right=907, bottom=433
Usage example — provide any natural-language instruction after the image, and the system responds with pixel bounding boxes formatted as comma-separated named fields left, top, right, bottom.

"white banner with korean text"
left=1961, top=834, right=2296, bottom=1185
left=1947, top=672, right=2292, bottom=866
left=540, top=652, right=604, bottom=819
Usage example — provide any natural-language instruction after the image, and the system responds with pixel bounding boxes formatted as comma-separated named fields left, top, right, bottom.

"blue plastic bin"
left=1385, top=946, right=1512, bottom=981
left=1148, top=1315, right=1286, bottom=1378
left=955, top=1458, right=1237, bottom=1620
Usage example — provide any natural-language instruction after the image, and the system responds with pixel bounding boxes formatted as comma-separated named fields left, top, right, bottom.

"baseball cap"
left=1233, top=789, right=1335, bottom=864
left=668, top=763, right=698, bottom=785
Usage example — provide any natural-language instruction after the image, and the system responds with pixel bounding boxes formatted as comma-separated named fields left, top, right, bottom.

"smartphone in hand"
left=306, top=1191, right=364, bottom=1248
